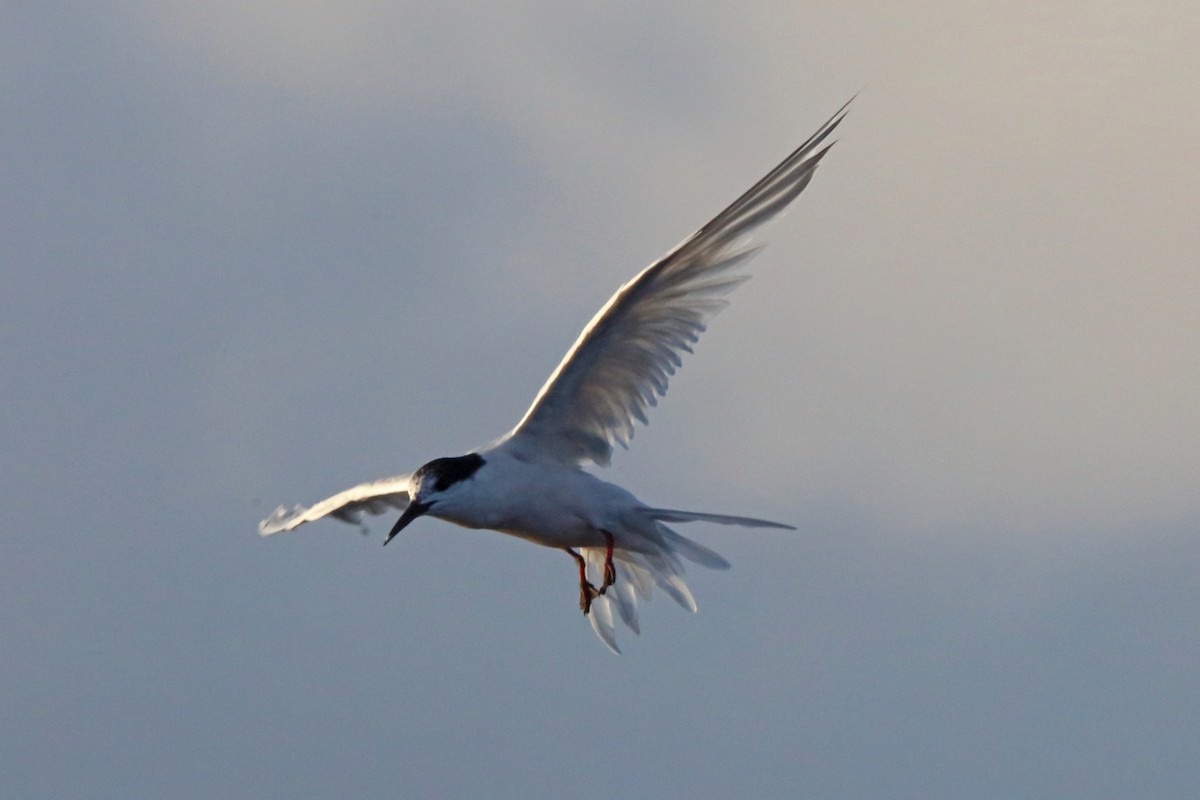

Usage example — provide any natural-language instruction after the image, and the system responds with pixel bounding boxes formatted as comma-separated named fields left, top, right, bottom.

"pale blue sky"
left=3, top=2, right=1198, bottom=798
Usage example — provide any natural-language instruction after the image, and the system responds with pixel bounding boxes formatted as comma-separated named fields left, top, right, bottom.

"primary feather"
left=258, top=474, right=411, bottom=535
left=500, top=100, right=849, bottom=467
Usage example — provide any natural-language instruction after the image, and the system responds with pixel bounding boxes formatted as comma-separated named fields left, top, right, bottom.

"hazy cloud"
left=3, top=2, right=1197, bottom=798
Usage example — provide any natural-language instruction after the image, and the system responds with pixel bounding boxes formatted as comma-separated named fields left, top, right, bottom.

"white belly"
left=430, top=455, right=642, bottom=550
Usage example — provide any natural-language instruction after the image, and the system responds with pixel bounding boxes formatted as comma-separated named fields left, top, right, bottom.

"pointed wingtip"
left=831, top=92, right=858, bottom=122
left=258, top=506, right=294, bottom=537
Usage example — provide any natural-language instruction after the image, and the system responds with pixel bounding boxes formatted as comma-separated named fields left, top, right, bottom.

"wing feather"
left=499, top=100, right=850, bottom=466
left=258, top=474, right=411, bottom=536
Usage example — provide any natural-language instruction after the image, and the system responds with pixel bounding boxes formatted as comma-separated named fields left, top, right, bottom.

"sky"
left=3, top=1, right=1198, bottom=797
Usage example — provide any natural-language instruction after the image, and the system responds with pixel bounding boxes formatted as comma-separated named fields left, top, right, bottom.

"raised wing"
left=498, top=100, right=850, bottom=466
left=258, top=474, right=411, bottom=536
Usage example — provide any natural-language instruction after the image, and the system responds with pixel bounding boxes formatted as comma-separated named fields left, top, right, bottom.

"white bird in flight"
left=260, top=101, right=849, bottom=651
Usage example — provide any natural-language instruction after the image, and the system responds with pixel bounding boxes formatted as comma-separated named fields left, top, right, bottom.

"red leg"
left=564, top=548, right=599, bottom=614
left=598, top=530, right=616, bottom=594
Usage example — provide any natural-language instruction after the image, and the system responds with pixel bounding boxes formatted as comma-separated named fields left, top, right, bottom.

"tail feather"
left=610, top=577, right=641, bottom=634
left=657, top=526, right=731, bottom=570
left=643, top=507, right=796, bottom=530
left=579, top=507, right=794, bottom=650
left=587, top=596, right=620, bottom=654
left=656, top=571, right=698, bottom=613
left=585, top=550, right=642, bottom=634
left=620, top=557, right=655, bottom=601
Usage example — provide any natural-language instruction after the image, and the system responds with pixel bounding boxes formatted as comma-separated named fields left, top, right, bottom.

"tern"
left=260, top=101, right=849, bottom=651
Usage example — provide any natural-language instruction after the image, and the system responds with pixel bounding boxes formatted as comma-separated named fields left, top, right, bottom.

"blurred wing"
left=258, top=474, right=411, bottom=536
left=499, top=101, right=849, bottom=467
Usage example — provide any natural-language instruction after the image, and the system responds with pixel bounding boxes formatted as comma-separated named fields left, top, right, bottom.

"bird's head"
left=383, top=453, right=486, bottom=545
